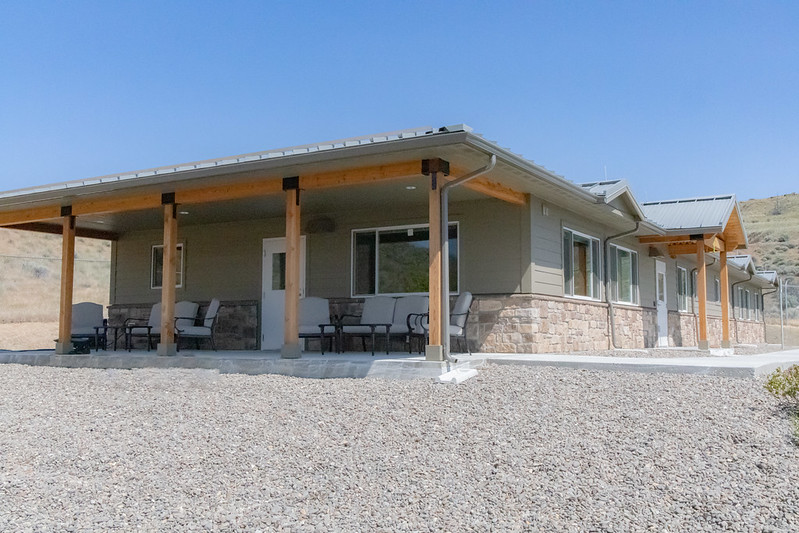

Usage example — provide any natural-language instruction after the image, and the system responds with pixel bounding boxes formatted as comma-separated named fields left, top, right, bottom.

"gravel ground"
left=0, top=364, right=797, bottom=532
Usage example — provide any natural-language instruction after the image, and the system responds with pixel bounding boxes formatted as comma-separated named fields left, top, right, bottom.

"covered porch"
left=0, top=127, right=528, bottom=361
left=639, top=195, right=748, bottom=349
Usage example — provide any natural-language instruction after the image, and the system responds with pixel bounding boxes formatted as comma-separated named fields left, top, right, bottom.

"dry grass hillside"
left=740, top=193, right=799, bottom=279
left=0, top=228, right=111, bottom=336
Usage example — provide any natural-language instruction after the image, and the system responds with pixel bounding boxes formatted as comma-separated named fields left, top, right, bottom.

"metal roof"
left=0, top=125, right=451, bottom=200
left=641, top=195, right=737, bottom=232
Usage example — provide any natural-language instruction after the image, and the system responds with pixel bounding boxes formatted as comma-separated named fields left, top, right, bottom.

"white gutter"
left=439, top=154, right=497, bottom=362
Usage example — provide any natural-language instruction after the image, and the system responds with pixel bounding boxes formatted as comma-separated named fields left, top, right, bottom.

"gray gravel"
left=0, top=363, right=797, bottom=532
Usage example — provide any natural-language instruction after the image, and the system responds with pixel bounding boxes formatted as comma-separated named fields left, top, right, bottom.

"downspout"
left=690, top=256, right=716, bottom=344
left=604, top=222, right=641, bottom=349
left=440, top=154, right=497, bottom=362
left=731, top=271, right=754, bottom=344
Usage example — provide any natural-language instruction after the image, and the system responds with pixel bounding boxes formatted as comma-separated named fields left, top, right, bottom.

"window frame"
left=350, top=222, right=460, bottom=297
left=610, top=244, right=639, bottom=305
left=677, top=266, right=689, bottom=312
left=562, top=227, right=602, bottom=301
left=150, top=242, right=184, bottom=290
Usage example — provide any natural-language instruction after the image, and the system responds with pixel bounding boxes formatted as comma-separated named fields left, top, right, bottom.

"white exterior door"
left=261, top=237, right=306, bottom=350
left=655, top=260, right=668, bottom=347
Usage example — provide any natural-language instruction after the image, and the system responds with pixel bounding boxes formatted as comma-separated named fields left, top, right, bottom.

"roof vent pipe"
left=440, top=154, right=497, bottom=362
left=604, top=222, right=641, bottom=349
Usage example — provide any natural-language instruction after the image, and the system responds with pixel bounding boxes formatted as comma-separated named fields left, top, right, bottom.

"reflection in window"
left=563, top=228, right=600, bottom=299
left=353, top=224, right=458, bottom=296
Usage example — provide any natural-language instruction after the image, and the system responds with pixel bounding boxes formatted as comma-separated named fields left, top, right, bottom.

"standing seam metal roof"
left=641, top=195, right=737, bottom=231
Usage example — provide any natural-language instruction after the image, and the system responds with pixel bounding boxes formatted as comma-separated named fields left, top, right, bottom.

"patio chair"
left=339, top=296, right=396, bottom=355
left=298, top=297, right=337, bottom=354
left=176, top=299, right=221, bottom=350
left=125, top=301, right=199, bottom=351
left=388, top=295, right=428, bottom=353
left=71, top=302, right=106, bottom=351
left=408, top=291, right=473, bottom=354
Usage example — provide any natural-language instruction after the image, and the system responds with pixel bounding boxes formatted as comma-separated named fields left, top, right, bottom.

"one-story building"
left=0, top=125, right=776, bottom=359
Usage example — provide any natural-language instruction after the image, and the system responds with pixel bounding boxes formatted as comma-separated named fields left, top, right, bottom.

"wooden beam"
left=300, top=161, right=421, bottom=190
left=697, top=240, right=708, bottom=349
left=158, top=203, right=178, bottom=355
left=177, top=179, right=283, bottom=205
left=73, top=195, right=161, bottom=217
left=5, top=222, right=120, bottom=241
left=705, top=235, right=725, bottom=252
left=56, top=215, right=76, bottom=354
left=640, top=235, right=694, bottom=244
left=449, top=165, right=527, bottom=205
left=282, top=187, right=301, bottom=359
left=720, top=251, right=730, bottom=348
left=667, top=243, right=701, bottom=257
left=0, top=205, right=62, bottom=226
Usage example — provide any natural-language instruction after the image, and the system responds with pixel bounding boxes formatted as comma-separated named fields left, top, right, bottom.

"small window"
left=737, top=287, right=745, bottom=319
left=712, top=277, right=721, bottom=302
left=691, top=271, right=697, bottom=298
left=610, top=245, right=638, bottom=304
left=745, top=289, right=751, bottom=320
left=677, top=267, right=689, bottom=311
left=563, top=228, right=601, bottom=299
left=151, top=243, right=184, bottom=289
left=352, top=223, right=458, bottom=296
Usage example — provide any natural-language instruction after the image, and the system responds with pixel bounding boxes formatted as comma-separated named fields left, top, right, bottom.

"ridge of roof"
left=641, top=194, right=735, bottom=206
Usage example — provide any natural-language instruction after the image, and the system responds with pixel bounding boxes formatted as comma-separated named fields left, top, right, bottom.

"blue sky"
left=1, top=1, right=797, bottom=201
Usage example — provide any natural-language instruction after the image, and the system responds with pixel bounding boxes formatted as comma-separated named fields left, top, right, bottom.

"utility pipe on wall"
left=603, top=222, right=641, bottom=349
left=440, top=154, right=496, bottom=361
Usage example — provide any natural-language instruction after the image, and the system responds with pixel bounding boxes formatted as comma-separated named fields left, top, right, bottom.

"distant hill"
left=739, top=193, right=799, bottom=281
left=0, top=228, right=111, bottom=323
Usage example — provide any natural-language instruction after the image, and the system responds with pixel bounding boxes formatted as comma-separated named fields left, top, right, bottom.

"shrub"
left=765, top=366, right=799, bottom=403
left=765, top=366, right=799, bottom=443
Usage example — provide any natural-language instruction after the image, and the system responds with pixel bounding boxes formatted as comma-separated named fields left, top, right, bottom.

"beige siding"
left=111, top=197, right=529, bottom=304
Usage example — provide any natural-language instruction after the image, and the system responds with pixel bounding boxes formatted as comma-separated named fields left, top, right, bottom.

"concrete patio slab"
left=462, top=349, right=799, bottom=379
left=2, top=347, right=799, bottom=380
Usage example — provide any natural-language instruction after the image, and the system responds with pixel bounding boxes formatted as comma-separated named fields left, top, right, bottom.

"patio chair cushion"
left=392, top=295, right=428, bottom=333
left=71, top=302, right=104, bottom=334
left=450, top=292, right=473, bottom=328
left=175, top=301, right=199, bottom=329
left=176, top=325, right=212, bottom=337
left=203, top=299, right=221, bottom=328
left=359, top=296, right=396, bottom=325
left=298, top=297, right=336, bottom=335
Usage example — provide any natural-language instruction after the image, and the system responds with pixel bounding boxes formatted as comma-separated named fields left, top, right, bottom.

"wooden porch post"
left=422, top=159, right=448, bottom=361
left=282, top=178, right=301, bottom=359
left=720, top=250, right=731, bottom=348
left=55, top=211, right=76, bottom=354
left=157, top=199, right=178, bottom=356
left=696, top=240, right=709, bottom=350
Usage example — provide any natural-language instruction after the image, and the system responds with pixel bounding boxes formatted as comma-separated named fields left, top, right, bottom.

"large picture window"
left=677, top=266, right=689, bottom=311
left=610, top=244, right=638, bottom=304
left=151, top=243, right=184, bottom=289
left=352, top=223, right=458, bottom=296
left=563, top=228, right=601, bottom=299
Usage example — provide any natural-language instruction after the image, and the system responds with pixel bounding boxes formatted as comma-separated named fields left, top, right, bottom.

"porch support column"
left=422, top=159, right=449, bottom=361
left=55, top=209, right=76, bottom=354
left=720, top=250, right=731, bottom=348
left=696, top=239, right=709, bottom=350
left=281, top=177, right=302, bottom=359
left=157, top=196, right=178, bottom=356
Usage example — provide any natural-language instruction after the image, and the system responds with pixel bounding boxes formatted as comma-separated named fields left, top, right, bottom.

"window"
left=745, top=290, right=751, bottom=320
left=610, top=245, right=638, bottom=304
left=352, top=223, right=458, bottom=296
left=737, top=287, right=745, bottom=319
left=691, top=270, right=697, bottom=298
left=677, top=267, right=689, bottom=311
left=563, top=228, right=601, bottom=299
left=712, top=277, right=721, bottom=302
left=151, top=243, right=184, bottom=289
